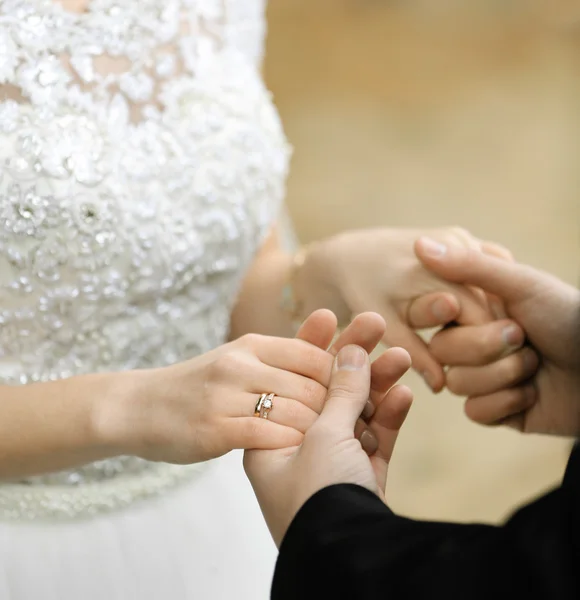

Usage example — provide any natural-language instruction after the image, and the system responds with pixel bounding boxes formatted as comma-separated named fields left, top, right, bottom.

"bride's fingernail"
left=337, top=345, right=366, bottom=371
left=432, top=298, right=454, bottom=322
left=420, top=237, right=447, bottom=258
left=361, top=429, right=378, bottom=455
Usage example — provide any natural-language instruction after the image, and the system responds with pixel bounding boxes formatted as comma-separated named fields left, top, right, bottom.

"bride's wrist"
left=287, top=240, right=351, bottom=326
left=280, top=246, right=310, bottom=324
left=89, top=370, right=151, bottom=458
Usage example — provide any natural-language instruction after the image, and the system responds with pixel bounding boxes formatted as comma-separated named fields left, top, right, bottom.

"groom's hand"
left=244, top=344, right=412, bottom=547
left=294, top=309, right=412, bottom=453
left=413, top=237, right=580, bottom=435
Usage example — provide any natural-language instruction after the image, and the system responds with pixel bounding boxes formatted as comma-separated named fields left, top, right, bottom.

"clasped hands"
left=245, top=236, right=580, bottom=546
left=244, top=296, right=518, bottom=546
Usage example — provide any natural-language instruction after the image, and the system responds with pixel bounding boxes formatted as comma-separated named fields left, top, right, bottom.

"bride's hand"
left=96, top=311, right=387, bottom=466
left=294, top=227, right=509, bottom=391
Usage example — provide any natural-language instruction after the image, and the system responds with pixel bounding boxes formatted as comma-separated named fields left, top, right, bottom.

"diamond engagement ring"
left=254, top=393, right=275, bottom=419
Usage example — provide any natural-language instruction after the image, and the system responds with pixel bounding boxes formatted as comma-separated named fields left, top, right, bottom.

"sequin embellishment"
left=0, top=0, right=290, bottom=519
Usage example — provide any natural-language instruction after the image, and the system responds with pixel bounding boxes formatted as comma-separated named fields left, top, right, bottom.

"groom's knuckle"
left=330, top=380, right=361, bottom=399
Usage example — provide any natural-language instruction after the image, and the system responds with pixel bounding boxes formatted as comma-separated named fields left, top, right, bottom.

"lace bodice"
left=0, top=0, right=290, bottom=519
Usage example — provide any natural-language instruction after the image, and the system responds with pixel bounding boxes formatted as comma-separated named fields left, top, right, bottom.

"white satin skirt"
left=0, top=451, right=277, bottom=600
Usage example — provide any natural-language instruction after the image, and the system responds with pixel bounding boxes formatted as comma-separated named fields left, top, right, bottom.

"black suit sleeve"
left=272, top=444, right=580, bottom=600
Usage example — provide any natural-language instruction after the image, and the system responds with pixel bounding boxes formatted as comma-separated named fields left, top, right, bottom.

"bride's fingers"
left=407, top=284, right=493, bottom=328
left=328, top=312, right=386, bottom=356
left=246, top=363, right=328, bottom=412
left=249, top=337, right=337, bottom=387
left=295, top=309, right=338, bottom=350
left=228, top=418, right=303, bottom=450
left=298, top=312, right=390, bottom=451
left=296, top=310, right=387, bottom=392
left=235, top=392, right=319, bottom=433
left=480, top=240, right=514, bottom=262
left=405, top=291, right=460, bottom=329
left=382, top=319, right=446, bottom=393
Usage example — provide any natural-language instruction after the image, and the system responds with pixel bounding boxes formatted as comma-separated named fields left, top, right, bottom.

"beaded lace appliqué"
left=0, top=0, right=290, bottom=518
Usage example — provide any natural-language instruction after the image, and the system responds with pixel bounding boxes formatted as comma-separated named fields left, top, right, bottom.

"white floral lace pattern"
left=0, top=0, right=290, bottom=519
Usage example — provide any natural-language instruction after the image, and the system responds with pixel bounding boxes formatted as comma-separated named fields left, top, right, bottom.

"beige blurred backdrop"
left=264, top=0, right=580, bottom=524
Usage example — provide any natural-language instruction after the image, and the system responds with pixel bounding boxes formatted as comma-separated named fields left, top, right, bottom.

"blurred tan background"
left=264, top=0, right=580, bottom=524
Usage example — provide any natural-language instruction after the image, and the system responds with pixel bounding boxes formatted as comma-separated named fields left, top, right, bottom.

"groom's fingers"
left=464, top=384, right=536, bottom=427
left=479, top=240, right=514, bottom=319
left=414, top=236, right=540, bottom=303
left=296, top=312, right=383, bottom=451
left=318, top=346, right=371, bottom=431
left=446, top=347, right=539, bottom=397
left=429, top=319, right=525, bottom=367
left=373, top=385, right=414, bottom=441
left=370, top=384, right=413, bottom=492
left=369, top=348, right=412, bottom=404
left=363, top=347, right=412, bottom=452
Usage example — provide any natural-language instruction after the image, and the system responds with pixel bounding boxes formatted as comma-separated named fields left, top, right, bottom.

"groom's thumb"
left=415, top=237, right=539, bottom=303
left=319, top=345, right=371, bottom=430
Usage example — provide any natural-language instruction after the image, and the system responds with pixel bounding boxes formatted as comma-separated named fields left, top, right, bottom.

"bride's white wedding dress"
left=0, top=1, right=290, bottom=597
